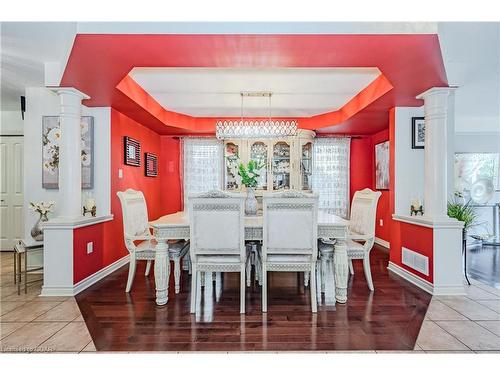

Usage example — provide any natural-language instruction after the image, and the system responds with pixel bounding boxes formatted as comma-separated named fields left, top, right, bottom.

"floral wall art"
left=375, top=140, right=390, bottom=190
left=42, top=116, right=94, bottom=189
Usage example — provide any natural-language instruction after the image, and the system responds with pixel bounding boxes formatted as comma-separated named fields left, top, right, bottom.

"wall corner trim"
left=375, top=237, right=390, bottom=249
left=40, top=254, right=129, bottom=297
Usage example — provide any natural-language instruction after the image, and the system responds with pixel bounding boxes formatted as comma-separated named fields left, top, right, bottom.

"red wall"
left=350, top=137, right=373, bottom=202
left=160, top=136, right=182, bottom=214
left=371, top=129, right=391, bottom=244
left=73, top=108, right=163, bottom=283
left=349, top=130, right=391, bottom=246
left=391, top=221, right=434, bottom=282
left=73, top=223, right=105, bottom=283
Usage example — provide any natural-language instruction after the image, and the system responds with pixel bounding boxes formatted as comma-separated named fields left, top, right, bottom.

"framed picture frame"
left=145, top=153, right=158, bottom=177
left=375, top=140, right=390, bottom=190
left=42, top=116, right=94, bottom=189
left=124, top=136, right=141, bottom=166
left=412, top=117, right=425, bottom=149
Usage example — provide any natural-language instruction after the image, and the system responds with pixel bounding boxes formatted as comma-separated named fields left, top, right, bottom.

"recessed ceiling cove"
left=129, top=67, right=381, bottom=117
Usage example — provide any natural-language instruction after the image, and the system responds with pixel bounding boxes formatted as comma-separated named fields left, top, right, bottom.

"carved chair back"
left=348, top=188, right=382, bottom=236
left=117, top=189, right=151, bottom=239
left=188, top=190, right=245, bottom=263
left=262, top=191, right=319, bottom=260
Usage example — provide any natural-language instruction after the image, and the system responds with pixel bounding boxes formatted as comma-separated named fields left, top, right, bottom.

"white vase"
left=245, top=187, right=258, bottom=216
left=31, top=212, right=48, bottom=241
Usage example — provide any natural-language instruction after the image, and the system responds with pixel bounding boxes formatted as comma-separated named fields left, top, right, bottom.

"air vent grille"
left=402, top=247, right=429, bottom=276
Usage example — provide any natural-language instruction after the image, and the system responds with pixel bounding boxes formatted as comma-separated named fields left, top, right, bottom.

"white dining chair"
left=262, top=191, right=319, bottom=313
left=117, top=189, right=189, bottom=293
left=319, top=188, right=381, bottom=291
left=188, top=190, right=246, bottom=314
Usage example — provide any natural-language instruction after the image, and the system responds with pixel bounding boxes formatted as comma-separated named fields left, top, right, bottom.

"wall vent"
left=401, top=247, right=429, bottom=276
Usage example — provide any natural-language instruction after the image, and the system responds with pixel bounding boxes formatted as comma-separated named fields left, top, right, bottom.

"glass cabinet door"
left=272, top=141, right=291, bottom=191
left=301, top=142, right=313, bottom=190
left=224, top=142, right=240, bottom=190
left=250, top=141, right=268, bottom=190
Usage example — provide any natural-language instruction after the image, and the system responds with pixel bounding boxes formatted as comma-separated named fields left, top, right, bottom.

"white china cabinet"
left=223, top=129, right=315, bottom=194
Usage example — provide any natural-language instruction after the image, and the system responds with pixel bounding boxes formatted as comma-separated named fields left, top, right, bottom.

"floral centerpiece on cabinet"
left=238, top=160, right=264, bottom=215
left=29, top=201, right=55, bottom=241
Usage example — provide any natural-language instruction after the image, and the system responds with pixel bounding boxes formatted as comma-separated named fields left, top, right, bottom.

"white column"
left=416, top=87, right=456, bottom=220
left=51, top=88, right=90, bottom=219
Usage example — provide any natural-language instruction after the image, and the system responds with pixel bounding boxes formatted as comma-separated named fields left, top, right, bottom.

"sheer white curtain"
left=181, top=138, right=224, bottom=211
left=312, top=137, right=351, bottom=218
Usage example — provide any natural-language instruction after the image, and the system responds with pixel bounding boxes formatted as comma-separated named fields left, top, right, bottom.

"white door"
left=0, top=136, right=24, bottom=250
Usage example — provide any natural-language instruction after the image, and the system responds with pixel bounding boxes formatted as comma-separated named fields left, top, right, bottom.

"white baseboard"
left=40, top=254, right=129, bottom=297
left=387, top=261, right=433, bottom=294
left=432, top=285, right=466, bottom=296
left=387, top=262, right=467, bottom=296
left=40, top=286, right=76, bottom=297
left=73, top=255, right=129, bottom=295
left=375, top=237, right=390, bottom=249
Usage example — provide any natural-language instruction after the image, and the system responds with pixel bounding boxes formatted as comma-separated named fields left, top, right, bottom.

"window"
left=312, top=137, right=351, bottom=218
left=182, top=138, right=224, bottom=210
left=455, top=153, right=500, bottom=192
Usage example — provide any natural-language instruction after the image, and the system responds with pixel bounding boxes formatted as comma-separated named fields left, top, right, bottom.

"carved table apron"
left=150, top=211, right=349, bottom=306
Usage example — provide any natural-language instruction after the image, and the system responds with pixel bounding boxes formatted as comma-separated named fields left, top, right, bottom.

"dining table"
left=149, top=211, right=350, bottom=306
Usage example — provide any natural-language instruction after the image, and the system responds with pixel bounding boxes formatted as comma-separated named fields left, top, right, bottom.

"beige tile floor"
left=0, top=252, right=95, bottom=353
left=2, top=252, right=500, bottom=353
left=415, top=278, right=500, bottom=353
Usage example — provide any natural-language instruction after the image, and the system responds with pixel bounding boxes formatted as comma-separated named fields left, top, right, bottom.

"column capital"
left=416, top=86, right=457, bottom=100
left=48, top=86, right=90, bottom=100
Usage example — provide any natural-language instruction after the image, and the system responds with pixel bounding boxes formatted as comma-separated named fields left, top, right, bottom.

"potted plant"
left=447, top=192, right=478, bottom=284
left=238, top=160, right=264, bottom=215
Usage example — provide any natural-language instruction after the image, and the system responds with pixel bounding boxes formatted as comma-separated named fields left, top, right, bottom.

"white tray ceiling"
left=129, top=67, right=381, bottom=117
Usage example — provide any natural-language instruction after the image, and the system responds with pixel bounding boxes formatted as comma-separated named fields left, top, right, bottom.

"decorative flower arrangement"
left=238, top=160, right=264, bottom=188
left=29, top=201, right=55, bottom=241
left=29, top=201, right=55, bottom=216
left=42, top=120, right=91, bottom=175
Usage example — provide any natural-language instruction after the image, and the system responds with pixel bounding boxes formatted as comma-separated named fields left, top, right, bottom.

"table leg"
left=17, top=252, right=21, bottom=295
left=13, top=250, right=17, bottom=284
left=24, top=250, right=28, bottom=294
left=333, top=239, right=348, bottom=303
left=154, top=239, right=170, bottom=306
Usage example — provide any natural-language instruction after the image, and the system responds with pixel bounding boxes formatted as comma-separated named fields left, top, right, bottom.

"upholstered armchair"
left=117, top=189, right=189, bottom=293
left=188, top=190, right=246, bottom=314
left=261, top=191, right=319, bottom=313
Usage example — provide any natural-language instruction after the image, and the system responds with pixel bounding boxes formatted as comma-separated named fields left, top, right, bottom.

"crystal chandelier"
left=216, top=92, right=298, bottom=139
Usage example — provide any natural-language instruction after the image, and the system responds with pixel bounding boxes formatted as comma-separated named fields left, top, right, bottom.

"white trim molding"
left=388, top=261, right=434, bottom=294
left=42, top=214, right=114, bottom=229
left=73, top=255, right=129, bottom=295
left=392, top=214, right=464, bottom=229
left=375, top=237, right=390, bottom=249
left=41, top=254, right=129, bottom=297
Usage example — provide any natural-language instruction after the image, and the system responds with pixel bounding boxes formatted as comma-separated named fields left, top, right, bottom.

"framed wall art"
left=124, top=136, right=141, bottom=166
left=42, top=116, right=94, bottom=189
left=145, top=153, right=158, bottom=177
left=412, top=117, right=425, bottom=149
left=375, top=140, right=390, bottom=190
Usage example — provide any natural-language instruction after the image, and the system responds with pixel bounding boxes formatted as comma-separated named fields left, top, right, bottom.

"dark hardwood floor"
left=467, top=244, right=500, bottom=287
left=75, top=245, right=431, bottom=351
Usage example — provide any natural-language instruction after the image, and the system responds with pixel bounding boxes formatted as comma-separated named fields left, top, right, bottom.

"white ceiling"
left=129, top=67, right=381, bottom=117
left=438, top=22, right=500, bottom=133
left=0, top=22, right=76, bottom=110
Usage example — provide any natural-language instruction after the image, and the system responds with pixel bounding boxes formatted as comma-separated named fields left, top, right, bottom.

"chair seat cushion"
left=134, top=240, right=188, bottom=260
left=197, top=255, right=242, bottom=264
left=267, top=254, right=311, bottom=263
left=347, top=239, right=364, bottom=250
